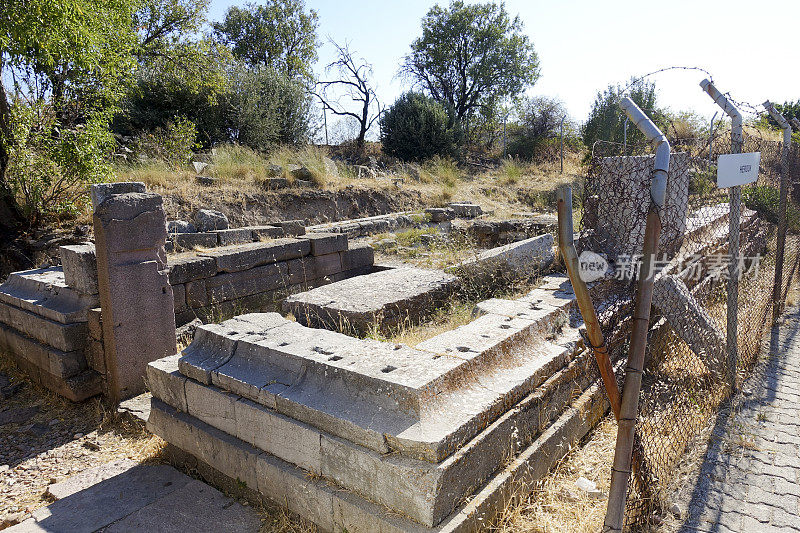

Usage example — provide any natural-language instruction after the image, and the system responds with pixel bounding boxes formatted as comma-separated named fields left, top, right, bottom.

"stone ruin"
left=582, top=153, right=769, bottom=378
left=1, top=162, right=762, bottom=530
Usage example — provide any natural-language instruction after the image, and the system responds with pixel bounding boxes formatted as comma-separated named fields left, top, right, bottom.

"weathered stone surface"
left=0, top=301, right=87, bottom=352
left=289, top=166, right=313, bottom=181
left=93, top=187, right=176, bottom=401
left=90, top=181, right=145, bottom=210
left=199, top=239, right=310, bottom=273
left=340, top=243, right=374, bottom=271
left=425, top=207, right=454, bottom=222
left=275, top=220, right=306, bottom=236
left=261, top=177, right=289, bottom=190
left=284, top=266, right=457, bottom=334
left=653, top=274, right=726, bottom=376
left=303, top=233, right=348, bottom=256
left=449, top=233, right=555, bottom=278
left=313, top=253, right=342, bottom=278
left=250, top=225, right=284, bottom=240
left=448, top=203, right=483, bottom=218
left=167, top=220, right=196, bottom=233
left=172, top=283, right=187, bottom=313
left=201, top=263, right=289, bottom=304
left=0, top=322, right=86, bottom=378
left=0, top=267, right=98, bottom=324
left=171, top=232, right=217, bottom=250
left=148, top=372, right=606, bottom=533
left=167, top=255, right=217, bottom=285
left=214, top=228, right=253, bottom=246
left=193, top=209, right=229, bottom=232
left=59, top=243, right=98, bottom=295
left=12, top=459, right=259, bottom=533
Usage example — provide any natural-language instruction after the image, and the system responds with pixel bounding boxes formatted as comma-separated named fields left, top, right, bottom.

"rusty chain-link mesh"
left=576, top=127, right=800, bottom=528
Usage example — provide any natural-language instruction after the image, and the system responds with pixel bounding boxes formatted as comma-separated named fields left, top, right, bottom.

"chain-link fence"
left=575, top=127, right=800, bottom=528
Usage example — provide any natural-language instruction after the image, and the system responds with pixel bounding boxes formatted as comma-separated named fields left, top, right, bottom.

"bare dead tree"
left=312, top=40, right=382, bottom=152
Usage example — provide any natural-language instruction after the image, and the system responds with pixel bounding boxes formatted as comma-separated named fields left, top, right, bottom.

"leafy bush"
left=225, top=66, right=312, bottom=151
left=5, top=103, right=113, bottom=225
left=130, top=116, right=200, bottom=168
left=743, top=184, right=800, bottom=232
left=506, top=96, right=572, bottom=161
left=380, top=92, right=464, bottom=162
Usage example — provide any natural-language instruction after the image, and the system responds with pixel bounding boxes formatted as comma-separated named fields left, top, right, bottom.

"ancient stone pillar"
left=93, top=184, right=176, bottom=402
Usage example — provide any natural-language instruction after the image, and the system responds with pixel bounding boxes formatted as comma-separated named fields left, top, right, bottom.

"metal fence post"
left=700, top=79, right=742, bottom=389
left=764, top=101, right=792, bottom=322
left=559, top=116, right=565, bottom=173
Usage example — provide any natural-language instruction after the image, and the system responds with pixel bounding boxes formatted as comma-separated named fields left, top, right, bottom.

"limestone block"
left=167, top=220, right=196, bottom=233
left=184, top=279, right=208, bottom=308
left=185, top=378, right=238, bottom=436
left=202, top=262, right=289, bottom=303
left=425, top=207, right=454, bottom=222
left=652, top=274, right=726, bottom=376
left=0, top=267, right=98, bottom=324
left=200, top=239, right=310, bottom=273
left=87, top=308, right=103, bottom=341
left=303, top=233, right=348, bottom=256
left=0, top=322, right=86, bottom=378
left=172, top=283, right=187, bottom=312
left=284, top=266, right=456, bottom=334
left=0, top=300, right=87, bottom=352
left=88, top=339, right=106, bottom=375
left=448, top=203, right=483, bottom=218
left=93, top=189, right=176, bottom=401
left=339, top=243, right=374, bottom=271
left=276, top=220, right=306, bottom=236
left=234, top=397, right=322, bottom=473
left=250, top=225, right=284, bottom=240
left=193, top=209, right=229, bottom=232
left=592, top=152, right=690, bottom=257
left=449, top=234, right=554, bottom=278
left=172, top=232, right=218, bottom=250
left=286, top=257, right=317, bottom=285
left=146, top=355, right=188, bottom=412
left=313, top=253, right=342, bottom=278
left=59, top=243, right=98, bottom=295
left=167, top=256, right=217, bottom=285
left=214, top=228, right=254, bottom=246
left=90, top=181, right=145, bottom=210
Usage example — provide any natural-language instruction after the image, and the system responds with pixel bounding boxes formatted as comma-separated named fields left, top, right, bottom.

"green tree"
left=213, top=0, right=319, bottom=80
left=380, top=92, right=464, bottom=162
left=0, top=0, right=137, bottom=228
left=400, top=1, right=539, bottom=123
left=582, top=80, right=666, bottom=151
left=134, top=0, right=210, bottom=60
left=225, top=65, right=312, bottom=150
left=507, top=96, right=571, bottom=160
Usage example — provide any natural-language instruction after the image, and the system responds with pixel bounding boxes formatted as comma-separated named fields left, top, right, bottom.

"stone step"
left=8, top=460, right=260, bottom=533
left=147, top=370, right=608, bottom=532
left=0, top=268, right=98, bottom=324
left=283, top=266, right=458, bottom=334
left=0, top=322, right=87, bottom=379
left=0, top=300, right=88, bottom=352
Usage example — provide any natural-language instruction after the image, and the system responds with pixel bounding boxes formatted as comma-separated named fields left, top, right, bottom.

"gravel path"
left=676, top=307, right=800, bottom=532
left=0, top=354, right=163, bottom=529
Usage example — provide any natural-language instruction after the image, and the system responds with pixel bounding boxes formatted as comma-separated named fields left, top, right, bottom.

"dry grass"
left=491, top=415, right=617, bottom=533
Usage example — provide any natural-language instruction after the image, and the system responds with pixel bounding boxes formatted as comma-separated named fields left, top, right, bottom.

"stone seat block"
left=59, top=243, right=98, bottom=295
left=0, top=268, right=98, bottom=323
left=448, top=234, right=555, bottom=277
left=175, top=308, right=580, bottom=466
left=302, top=233, right=348, bottom=256
left=171, top=232, right=218, bottom=250
left=340, top=243, right=374, bottom=271
left=167, top=255, right=217, bottom=285
left=214, top=228, right=254, bottom=246
left=0, top=300, right=88, bottom=352
left=250, top=225, right=285, bottom=240
left=0, top=322, right=87, bottom=378
left=199, top=238, right=310, bottom=273
left=283, top=266, right=457, bottom=334
left=150, top=329, right=588, bottom=527
left=186, top=262, right=289, bottom=306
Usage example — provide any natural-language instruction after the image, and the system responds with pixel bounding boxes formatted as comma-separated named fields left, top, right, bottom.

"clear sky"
left=209, top=0, right=800, bottom=125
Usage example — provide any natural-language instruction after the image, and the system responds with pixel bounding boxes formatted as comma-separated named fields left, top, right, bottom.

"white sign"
left=717, top=152, right=761, bottom=188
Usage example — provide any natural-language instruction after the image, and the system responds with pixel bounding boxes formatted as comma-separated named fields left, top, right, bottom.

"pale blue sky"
left=209, top=0, right=800, bottom=125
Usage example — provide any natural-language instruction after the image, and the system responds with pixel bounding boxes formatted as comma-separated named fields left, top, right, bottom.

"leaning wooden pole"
left=556, top=185, right=622, bottom=419
left=603, top=98, right=670, bottom=532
